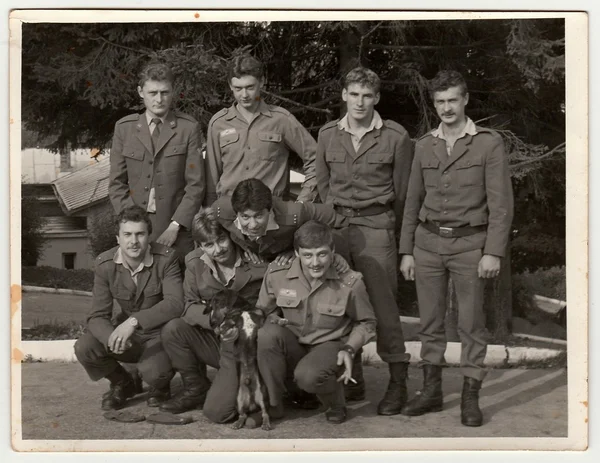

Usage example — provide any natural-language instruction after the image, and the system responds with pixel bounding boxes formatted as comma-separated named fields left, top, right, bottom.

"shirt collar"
left=431, top=117, right=477, bottom=140
left=337, top=110, right=383, bottom=134
left=113, top=246, right=153, bottom=273
left=145, top=111, right=168, bottom=125
left=232, top=100, right=272, bottom=119
left=200, top=249, right=243, bottom=277
left=234, top=210, right=280, bottom=240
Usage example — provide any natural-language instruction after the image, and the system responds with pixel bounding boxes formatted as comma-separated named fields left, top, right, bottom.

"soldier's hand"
left=400, top=255, right=415, bottom=281
left=333, top=253, right=350, bottom=273
left=156, top=223, right=179, bottom=247
left=273, top=250, right=295, bottom=266
left=107, top=323, right=135, bottom=354
left=478, top=254, right=501, bottom=279
left=243, top=250, right=265, bottom=264
left=336, top=351, right=354, bottom=384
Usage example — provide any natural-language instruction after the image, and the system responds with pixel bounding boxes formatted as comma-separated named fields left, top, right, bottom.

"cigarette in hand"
left=348, top=377, right=357, bottom=384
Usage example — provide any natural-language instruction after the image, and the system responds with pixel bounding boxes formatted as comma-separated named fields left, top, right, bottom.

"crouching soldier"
left=74, top=206, right=184, bottom=410
left=255, top=220, right=377, bottom=425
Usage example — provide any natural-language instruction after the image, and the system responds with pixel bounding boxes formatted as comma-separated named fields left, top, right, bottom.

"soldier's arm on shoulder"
left=255, top=262, right=286, bottom=315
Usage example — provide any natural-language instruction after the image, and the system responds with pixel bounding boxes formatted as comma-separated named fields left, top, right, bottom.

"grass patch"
left=22, top=266, right=94, bottom=292
left=22, top=320, right=86, bottom=341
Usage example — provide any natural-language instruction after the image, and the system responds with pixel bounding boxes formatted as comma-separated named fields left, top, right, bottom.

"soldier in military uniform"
left=213, top=178, right=348, bottom=264
left=399, top=70, right=514, bottom=427
left=255, top=220, right=377, bottom=425
left=158, top=208, right=269, bottom=422
left=205, top=54, right=318, bottom=205
left=315, top=67, right=414, bottom=414
left=109, top=62, right=204, bottom=258
left=74, top=206, right=183, bottom=411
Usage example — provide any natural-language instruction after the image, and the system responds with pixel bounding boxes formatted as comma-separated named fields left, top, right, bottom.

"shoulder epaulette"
left=267, top=260, right=292, bottom=273
left=96, top=246, right=118, bottom=264
left=319, top=119, right=339, bottom=134
left=340, top=269, right=362, bottom=288
left=175, top=111, right=198, bottom=123
left=116, top=113, right=140, bottom=124
left=208, top=108, right=229, bottom=127
left=151, top=242, right=175, bottom=257
left=383, top=119, right=408, bottom=135
left=417, top=130, right=434, bottom=142
left=474, top=126, right=500, bottom=137
left=269, top=105, right=292, bottom=117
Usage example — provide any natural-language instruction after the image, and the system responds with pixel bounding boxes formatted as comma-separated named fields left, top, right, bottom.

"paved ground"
left=18, top=361, right=567, bottom=445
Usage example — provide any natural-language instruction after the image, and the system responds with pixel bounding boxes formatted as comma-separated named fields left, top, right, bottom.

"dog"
left=203, top=290, right=271, bottom=431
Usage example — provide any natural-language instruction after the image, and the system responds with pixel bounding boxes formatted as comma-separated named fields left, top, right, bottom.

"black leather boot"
left=101, top=366, right=143, bottom=411
left=318, top=384, right=347, bottom=424
left=147, top=384, right=171, bottom=407
left=401, top=364, right=443, bottom=416
left=159, top=370, right=211, bottom=414
left=461, top=377, right=483, bottom=427
left=344, top=348, right=365, bottom=402
left=377, top=362, right=409, bottom=415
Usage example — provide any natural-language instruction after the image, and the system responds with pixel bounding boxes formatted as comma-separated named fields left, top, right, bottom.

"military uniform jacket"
left=205, top=101, right=318, bottom=204
left=181, top=247, right=269, bottom=329
left=398, top=126, right=514, bottom=257
left=109, top=111, right=205, bottom=237
left=87, top=243, right=183, bottom=346
left=256, top=259, right=377, bottom=352
left=315, top=118, right=414, bottom=230
left=212, top=196, right=347, bottom=262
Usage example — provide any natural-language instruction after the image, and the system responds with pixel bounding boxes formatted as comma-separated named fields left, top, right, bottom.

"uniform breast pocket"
left=366, top=152, right=393, bottom=164
left=122, top=146, right=145, bottom=163
left=164, top=143, right=187, bottom=176
left=258, top=131, right=283, bottom=161
left=421, top=156, right=440, bottom=187
left=276, top=294, right=303, bottom=326
left=141, top=285, right=163, bottom=309
left=219, top=131, right=240, bottom=149
left=326, top=151, right=346, bottom=164
left=315, top=303, right=345, bottom=329
left=455, top=155, right=484, bottom=188
left=114, top=288, right=134, bottom=313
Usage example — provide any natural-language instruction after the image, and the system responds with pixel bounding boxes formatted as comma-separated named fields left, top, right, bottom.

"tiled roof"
left=51, top=158, right=110, bottom=214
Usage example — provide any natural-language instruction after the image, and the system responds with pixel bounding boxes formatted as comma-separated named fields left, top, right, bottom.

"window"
left=63, top=253, right=76, bottom=270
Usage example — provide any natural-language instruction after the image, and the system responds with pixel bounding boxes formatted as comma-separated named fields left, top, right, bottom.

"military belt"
left=334, top=204, right=390, bottom=218
left=420, top=221, right=487, bottom=238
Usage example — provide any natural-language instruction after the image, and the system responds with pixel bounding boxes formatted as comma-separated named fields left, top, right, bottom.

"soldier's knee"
left=73, top=332, right=102, bottom=362
left=257, top=323, right=284, bottom=351
left=203, top=403, right=237, bottom=424
left=160, top=318, right=189, bottom=342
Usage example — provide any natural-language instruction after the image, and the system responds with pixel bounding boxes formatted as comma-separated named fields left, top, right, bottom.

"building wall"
left=38, top=234, right=94, bottom=270
left=21, top=148, right=108, bottom=184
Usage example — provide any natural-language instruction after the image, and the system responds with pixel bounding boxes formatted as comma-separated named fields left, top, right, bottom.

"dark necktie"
left=151, top=118, right=162, bottom=153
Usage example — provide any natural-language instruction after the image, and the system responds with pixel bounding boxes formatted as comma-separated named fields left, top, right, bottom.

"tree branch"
left=509, top=142, right=566, bottom=170
left=262, top=89, right=333, bottom=115
left=90, top=36, right=151, bottom=55
left=277, top=80, right=337, bottom=96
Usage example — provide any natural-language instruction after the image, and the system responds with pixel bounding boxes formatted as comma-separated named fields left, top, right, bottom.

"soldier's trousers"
left=257, top=323, right=345, bottom=409
left=413, top=246, right=488, bottom=380
left=334, top=224, right=410, bottom=363
left=160, top=318, right=238, bottom=424
left=74, top=331, right=173, bottom=388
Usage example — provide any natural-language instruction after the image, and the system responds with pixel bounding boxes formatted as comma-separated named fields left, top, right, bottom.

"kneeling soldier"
left=74, top=206, right=184, bottom=410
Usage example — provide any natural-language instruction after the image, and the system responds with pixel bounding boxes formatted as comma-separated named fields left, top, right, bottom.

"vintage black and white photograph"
left=8, top=8, right=588, bottom=453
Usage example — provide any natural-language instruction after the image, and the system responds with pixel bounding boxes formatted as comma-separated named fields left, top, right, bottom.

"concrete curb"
left=20, top=339, right=565, bottom=367
left=22, top=285, right=93, bottom=297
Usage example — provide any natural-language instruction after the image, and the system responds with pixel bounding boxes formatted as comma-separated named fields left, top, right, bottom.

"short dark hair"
left=138, top=62, right=175, bottom=88
left=428, top=70, right=468, bottom=99
left=114, top=205, right=152, bottom=236
left=227, top=54, right=264, bottom=82
left=293, top=220, right=334, bottom=252
left=192, top=207, right=229, bottom=244
left=343, top=67, right=381, bottom=94
left=231, top=179, right=273, bottom=214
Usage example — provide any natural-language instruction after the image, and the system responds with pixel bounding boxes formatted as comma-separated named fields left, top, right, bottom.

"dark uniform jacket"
left=205, top=101, right=317, bottom=204
left=399, top=126, right=514, bottom=257
left=212, top=196, right=347, bottom=261
left=87, top=243, right=183, bottom=346
left=256, top=259, right=377, bottom=352
left=108, top=111, right=205, bottom=239
left=315, top=118, right=414, bottom=230
left=180, top=247, right=269, bottom=329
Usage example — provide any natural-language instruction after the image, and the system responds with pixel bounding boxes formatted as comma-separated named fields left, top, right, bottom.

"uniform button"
left=142, top=201, right=147, bottom=205
left=328, top=309, right=332, bottom=313
left=173, top=148, right=177, bottom=152
left=149, top=161, right=153, bottom=165
left=144, top=187, right=149, bottom=191
left=246, top=166, right=249, bottom=170
left=307, top=313, right=312, bottom=318
left=444, top=199, right=448, bottom=203
left=443, top=210, right=448, bottom=214
left=444, top=184, right=449, bottom=188
left=443, top=170, right=448, bottom=174
left=147, top=174, right=151, bottom=178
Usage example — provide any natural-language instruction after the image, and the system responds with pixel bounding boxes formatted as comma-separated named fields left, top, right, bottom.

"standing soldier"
left=109, top=62, right=204, bottom=258
left=399, top=70, right=514, bottom=427
left=315, top=67, right=414, bottom=415
left=205, top=54, right=318, bottom=205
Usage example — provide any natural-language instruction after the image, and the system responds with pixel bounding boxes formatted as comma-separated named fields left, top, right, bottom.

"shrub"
left=21, top=196, right=47, bottom=266
left=88, top=205, right=117, bottom=257
left=22, top=266, right=94, bottom=292
left=512, top=266, right=566, bottom=324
